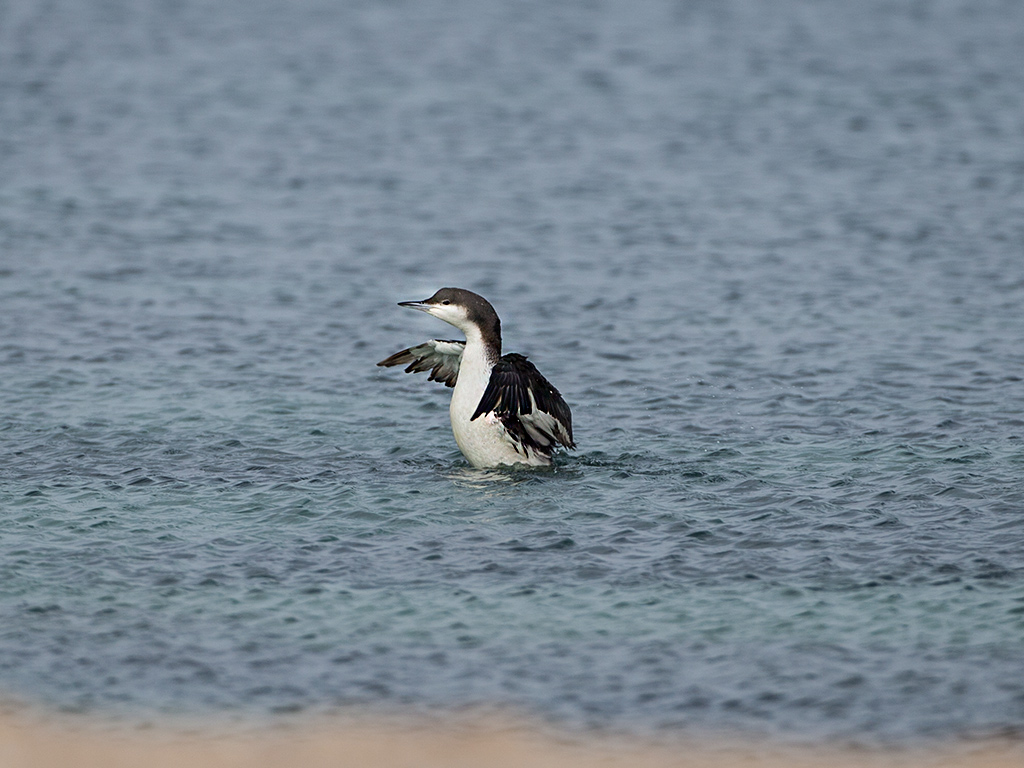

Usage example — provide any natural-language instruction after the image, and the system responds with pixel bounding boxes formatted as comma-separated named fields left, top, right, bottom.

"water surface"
left=2, top=0, right=1024, bottom=744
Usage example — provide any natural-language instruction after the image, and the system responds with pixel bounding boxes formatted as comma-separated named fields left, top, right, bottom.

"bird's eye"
left=442, top=300, right=451, bottom=305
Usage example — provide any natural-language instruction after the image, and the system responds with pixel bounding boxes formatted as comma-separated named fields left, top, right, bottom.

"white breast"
left=448, top=335, right=548, bottom=468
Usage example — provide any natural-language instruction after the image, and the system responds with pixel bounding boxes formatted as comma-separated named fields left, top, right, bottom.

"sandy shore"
left=1, top=714, right=1022, bottom=768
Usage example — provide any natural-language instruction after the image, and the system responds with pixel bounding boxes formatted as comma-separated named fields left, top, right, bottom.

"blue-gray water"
left=2, top=0, right=1024, bottom=745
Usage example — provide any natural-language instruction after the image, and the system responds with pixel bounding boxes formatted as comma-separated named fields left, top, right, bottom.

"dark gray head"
left=398, top=288, right=502, bottom=349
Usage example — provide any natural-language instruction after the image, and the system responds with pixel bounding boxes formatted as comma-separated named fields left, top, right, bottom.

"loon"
left=377, top=288, right=575, bottom=468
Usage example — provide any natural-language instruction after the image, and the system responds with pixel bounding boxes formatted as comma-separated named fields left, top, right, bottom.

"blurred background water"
left=2, top=0, right=1024, bottom=744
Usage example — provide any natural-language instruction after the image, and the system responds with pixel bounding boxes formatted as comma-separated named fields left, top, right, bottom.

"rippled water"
left=2, top=0, right=1024, bottom=744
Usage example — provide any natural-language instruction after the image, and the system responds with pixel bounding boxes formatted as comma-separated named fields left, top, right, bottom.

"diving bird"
left=377, top=288, right=575, bottom=468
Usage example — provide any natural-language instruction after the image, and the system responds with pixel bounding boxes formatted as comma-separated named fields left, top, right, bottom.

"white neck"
left=461, top=323, right=499, bottom=364
left=451, top=325, right=495, bottom=414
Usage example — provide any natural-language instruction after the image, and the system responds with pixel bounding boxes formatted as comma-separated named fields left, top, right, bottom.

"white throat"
left=451, top=325, right=495, bottom=407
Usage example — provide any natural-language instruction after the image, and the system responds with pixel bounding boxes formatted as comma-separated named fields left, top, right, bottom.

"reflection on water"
left=446, top=467, right=521, bottom=489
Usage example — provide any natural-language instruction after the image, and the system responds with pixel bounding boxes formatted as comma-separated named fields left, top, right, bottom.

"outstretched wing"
left=471, top=353, right=575, bottom=455
left=377, top=339, right=465, bottom=387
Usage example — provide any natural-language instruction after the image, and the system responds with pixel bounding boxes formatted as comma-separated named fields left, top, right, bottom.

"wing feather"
left=471, top=353, right=575, bottom=455
left=377, top=339, right=465, bottom=387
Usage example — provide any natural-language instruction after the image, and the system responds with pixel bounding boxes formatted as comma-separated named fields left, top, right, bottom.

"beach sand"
left=1, top=714, right=1021, bottom=768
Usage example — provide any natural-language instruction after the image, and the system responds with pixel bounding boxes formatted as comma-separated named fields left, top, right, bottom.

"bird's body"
left=377, top=288, right=575, bottom=468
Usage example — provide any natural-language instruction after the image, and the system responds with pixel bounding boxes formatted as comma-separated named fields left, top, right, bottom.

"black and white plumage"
left=377, top=339, right=465, bottom=388
left=377, top=288, right=575, bottom=468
